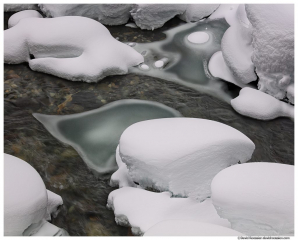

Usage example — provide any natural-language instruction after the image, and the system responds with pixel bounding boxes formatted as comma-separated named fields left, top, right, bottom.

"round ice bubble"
left=187, top=32, right=209, bottom=44
left=140, top=64, right=149, bottom=70
left=154, top=60, right=164, bottom=68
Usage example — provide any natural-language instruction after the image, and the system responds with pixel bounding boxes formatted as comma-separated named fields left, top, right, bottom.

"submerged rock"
left=4, top=13, right=143, bottom=82
left=211, top=162, right=294, bottom=236
left=119, top=118, right=255, bottom=201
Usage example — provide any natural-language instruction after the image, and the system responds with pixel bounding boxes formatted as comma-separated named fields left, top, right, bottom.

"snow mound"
left=231, top=87, right=294, bottom=120
left=4, top=4, right=39, bottom=12
left=4, top=14, right=143, bottom=82
left=39, top=4, right=133, bottom=25
left=144, top=220, right=244, bottom=236
left=187, top=31, right=209, bottom=44
left=245, top=4, right=294, bottom=101
left=107, top=187, right=230, bottom=235
left=211, top=162, right=294, bottom=236
left=119, top=118, right=255, bottom=201
left=130, top=4, right=187, bottom=30
left=179, top=4, right=219, bottom=22
left=110, top=146, right=136, bottom=188
left=4, top=154, right=65, bottom=236
left=8, top=10, right=42, bottom=28
left=208, top=51, right=246, bottom=88
left=220, top=4, right=257, bottom=84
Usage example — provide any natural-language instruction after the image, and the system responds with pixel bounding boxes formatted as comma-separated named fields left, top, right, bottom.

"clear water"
left=33, top=99, right=182, bottom=175
left=129, top=19, right=232, bottom=103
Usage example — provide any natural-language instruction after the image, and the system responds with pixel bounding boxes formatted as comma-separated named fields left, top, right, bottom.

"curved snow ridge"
left=4, top=154, right=65, bottom=236
left=107, top=187, right=231, bottom=235
left=4, top=14, right=143, bottom=82
left=119, top=118, right=255, bottom=201
left=144, top=220, right=244, bottom=236
left=8, top=10, right=43, bottom=28
left=231, top=87, right=294, bottom=120
left=211, top=162, right=294, bottom=236
left=245, top=4, right=294, bottom=103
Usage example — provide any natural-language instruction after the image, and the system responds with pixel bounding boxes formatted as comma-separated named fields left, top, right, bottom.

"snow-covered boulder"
left=144, top=220, right=244, bottom=236
left=245, top=4, right=294, bottom=102
left=130, top=4, right=187, bottom=30
left=39, top=4, right=133, bottom=26
left=4, top=4, right=39, bottom=12
left=107, top=187, right=230, bottom=235
left=220, top=4, right=256, bottom=84
left=211, top=162, right=294, bottom=236
left=110, top=145, right=136, bottom=188
left=4, top=154, right=65, bottom=236
left=179, top=4, right=219, bottom=22
left=231, top=87, right=294, bottom=120
left=8, top=10, right=42, bottom=28
left=4, top=14, right=143, bottom=82
left=119, top=118, right=255, bottom=201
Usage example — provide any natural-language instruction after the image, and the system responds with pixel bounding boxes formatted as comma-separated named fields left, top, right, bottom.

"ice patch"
left=211, top=162, right=294, bottom=236
left=4, top=14, right=143, bottom=82
left=144, top=220, right=244, bottom=236
left=125, top=22, right=138, bottom=28
left=231, top=87, right=294, bottom=120
left=187, top=31, right=209, bottom=44
left=33, top=100, right=182, bottom=175
left=107, top=187, right=230, bottom=235
left=119, top=118, right=255, bottom=200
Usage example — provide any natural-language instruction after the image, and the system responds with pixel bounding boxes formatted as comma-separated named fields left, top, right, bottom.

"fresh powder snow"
left=211, top=162, right=294, bottom=236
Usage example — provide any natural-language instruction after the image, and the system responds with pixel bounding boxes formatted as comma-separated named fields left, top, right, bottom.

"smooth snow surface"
left=179, top=4, right=219, bottom=22
left=246, top=4, right=294, bottom=101
left=4, top=154, right=48, bottom=236
left=144, top=220, right=244, bottom=236
left=208, top=51, right=246, bottom=88
left=8, top=10, right=42, bottom=28
left=39, top=4, right=133, bottom=25
left=33, top=100, right=182, bottom=174
left=231, top=88, right=294, bottom=120
left=211, top=162, right=294, bottom=236
left=110, top=146, right=136, bottom=188
left=107, top=187, right=230, bottom=235
left=220, top=4, right=257, bottom=84
left=4, top=14, right=143, bottom=82
left=4, top=4, right=38, bottom=12
left=130, top=4, right=186, bottom=30
left=119, top=118, right=255, bottom=200
left=187, top=31, right=209, bottom=44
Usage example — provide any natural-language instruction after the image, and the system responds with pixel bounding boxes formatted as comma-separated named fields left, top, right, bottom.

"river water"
left=4, top=12, right=294, bottom=236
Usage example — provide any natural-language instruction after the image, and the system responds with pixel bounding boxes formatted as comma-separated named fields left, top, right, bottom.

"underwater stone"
left=33, top=99, right=182, bottom=174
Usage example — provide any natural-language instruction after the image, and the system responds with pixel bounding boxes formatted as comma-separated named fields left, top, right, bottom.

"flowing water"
left=4, top=13, right=294, bottom=236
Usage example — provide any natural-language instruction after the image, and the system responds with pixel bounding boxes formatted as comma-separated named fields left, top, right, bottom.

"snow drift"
left=107, top=187, right=230, bottom=235
left=211, top=162, right=294, bottom=236
left=4, top=12, right=143, bottom=82
left=119, top=118, right=255, bottom=201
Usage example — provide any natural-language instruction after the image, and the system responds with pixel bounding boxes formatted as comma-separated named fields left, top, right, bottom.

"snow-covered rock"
left=107, top=187, right=230, bottom=235
left=211, top=162, right=294, bottom=236
left=208, top=51, right=246, bottom=88
left=209, top=4, right=239, bottom=21
left=39, top=4, right=133, bottom=26
left=220, top=4, right=257, bottom=84
left=119, top=118, right=255, bottom=201
left=4, top=154, right=65, bottom=236
left=8, top=10, right=42, bottom=28
left=110, top=146, right=136, bottom=188
left=130, top=4, right=187, bottom=30
left=4, top=14, right=143, bottom=82
left=245, top=4, right=294, bottom=102
left=179, top=4, right=219, bottom=22
left=231, top=87, right=294, bottom=120
left=144, top=220, right=244, bottom=236
left=4, top=4, right=39, bottom=12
